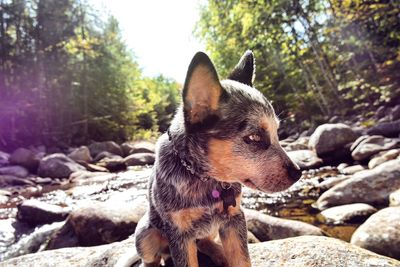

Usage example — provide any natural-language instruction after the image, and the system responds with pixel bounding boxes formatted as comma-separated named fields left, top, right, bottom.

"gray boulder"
left=369, top=148, right=400, bottom=169
left=124, top=153, right=155, bottom=166
left=244, top=209, right=324, bottom=241
left=351, top=135, right=399, bottom=161
left=250, top=236, right=400, bottom=267
left=320, top=203, right=377, bottom=224
left=88, top=141, right=123, bottom=157
left=38, top=153, right=85, bottom=178
left=309, top=123, right=359, bottom=156
left=68, top=146, right=92, bottom=163
left=96, top=154, right=126, bottom=171
left=367, top=119, right=400, bottom=137
left=9, top=148, right=39, bottom=171
left=47, top=198, right=147, bottom=249
left=0, top=165, right=29, bottom=178
left=121, top=141, right=155, bottom=156
left=287, top=150, right=322, bottom=170
left=315, top=159, right=400, bottom=210
left=351, top=206, right=400, bottom=260
left=17, top=199, right=70, bottom=226
left=0, top=175, right=34, bottom=187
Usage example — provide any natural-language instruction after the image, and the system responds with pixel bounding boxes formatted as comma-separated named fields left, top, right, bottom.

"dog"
left=134, top=51, right=302, bottom=267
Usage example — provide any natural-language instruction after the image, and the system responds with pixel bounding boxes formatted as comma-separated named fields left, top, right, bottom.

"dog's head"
left=181, top=51, right=301, bottom=193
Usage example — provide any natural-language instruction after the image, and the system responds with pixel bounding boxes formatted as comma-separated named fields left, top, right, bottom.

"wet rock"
left=4, top=235, right=400, bottom=267
left=121, top=141, right=155, bottom=156
left=38, top=153, right=85, bottom=179
left=88, top=141, right=123, bottom=157
left=339, top=164, right=366, bottom=175
left=124, top=153, right=155, bottom=166
left=320, top=203, right=377, bottom=225
left=351, top=135, right=399, bottom=161
left=309, top=123, right=359, bottom=156
left=4, top=236, right=140, bottom=267
left=315, top=159, right=400, bottom=210
left=351, top=206, right=400, bottom=260
left=390, top=189, right=400, bottom=207
left=9, top=148, right=39, bottom=171
left=68, top=146, right=92, bottom=163
left=17, top=199, right=69, bottom=226
left=0, top=175, right=35, bottom=187
left=244, top=209, right=324, bottom=242
left=0, top=151, right=10, bottom=166
left=287, top=150, right=322, bottom=170
left=367, top=119, right=400, bottom=137
left=47, top=198, right=147, bottom=249
left=96, top=154, right=126, bottom=172
left=368, top=149, right=400, bottom=169
left=250, top=236, right=400, bottom=267
left=0, top=165, right=29, bottom=178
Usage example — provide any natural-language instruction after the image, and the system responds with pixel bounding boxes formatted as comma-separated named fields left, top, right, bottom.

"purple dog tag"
left=212, top=189, right=220, bottom=198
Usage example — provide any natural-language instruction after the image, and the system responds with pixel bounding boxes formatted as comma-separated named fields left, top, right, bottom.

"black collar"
left=166, top=128, right=237, bottom=212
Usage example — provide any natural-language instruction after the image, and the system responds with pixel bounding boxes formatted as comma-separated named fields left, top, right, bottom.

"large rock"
left=121, top=141, right=155, bottom=156
left=320, top=203, right=377, bottom=224
left=315, top=159, right=400, bottom=210
left=47, top=198, right=147, bottom=249
left=5, top=236, right=399, bottom=267
left=0, top=175, right=34, bottom=187
left=124, top=153, right=155, bottom=166
left=9, top=148, right=39, bottom=171
left=351, top=135, right=399, bottom=161
left=351, top=206, right=400, bottom=260
left=249, top=236, right=400, bottom=267
left=96, top=154, right=126, bottom=172
left=287, top=150, right=323, bottom=170
left=38, top=153, right=85, bottom=179
left=0, top=165, right=29, bottom=178
left=368, top=148, right=400, bottom=169
left=88, top=141, right=123, bottom=157
left=67, top=146, right=92, bottom=163
left=367, top=119, right=400, bottom=137
left=17, top=199, right=69, bottom=226
left=244, top=209, right=324, bottom=241
left=309, top=123, right=359, bottom=156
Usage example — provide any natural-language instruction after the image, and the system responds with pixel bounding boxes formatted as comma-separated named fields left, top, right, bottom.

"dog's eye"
left=244, top=134, right=262, bottom=143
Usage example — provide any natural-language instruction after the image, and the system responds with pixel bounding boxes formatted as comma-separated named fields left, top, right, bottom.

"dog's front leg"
left=167, top=234, right=198, bottom=267
left=219, top=211, right=251, bottom=267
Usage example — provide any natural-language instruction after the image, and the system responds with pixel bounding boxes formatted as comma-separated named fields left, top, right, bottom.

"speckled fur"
left=134, top=51, right=301, bottom=267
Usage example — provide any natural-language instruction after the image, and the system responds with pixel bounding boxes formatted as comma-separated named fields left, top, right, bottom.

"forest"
left=1, top=0, right=399, bottom=150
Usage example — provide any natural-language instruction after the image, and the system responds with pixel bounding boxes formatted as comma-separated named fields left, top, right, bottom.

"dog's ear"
left=182, top=52, right=222, bottom=125
left=228, top=50, right=255, bottom=87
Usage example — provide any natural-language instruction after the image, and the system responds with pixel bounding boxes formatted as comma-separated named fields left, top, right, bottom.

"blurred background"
left=1, top=0, right=399, bottom=151
left=0, top=0, right=400, bottom=266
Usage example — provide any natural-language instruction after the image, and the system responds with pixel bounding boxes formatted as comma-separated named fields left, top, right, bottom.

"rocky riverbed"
left=0, top=113, right=400, bottom=266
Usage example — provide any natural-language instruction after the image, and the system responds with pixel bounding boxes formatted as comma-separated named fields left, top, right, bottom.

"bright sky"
left=92, top=0, right=206, bottom=83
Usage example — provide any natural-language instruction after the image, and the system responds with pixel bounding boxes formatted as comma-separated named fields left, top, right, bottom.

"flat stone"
left=351, top=135, right=399, bottom=161
left=0, top=166, right=29, bottom=178
left=320, top=203, right=377, bottom=224
left=368, top=149, right=400, bottom=169
left=315, top=159, right=400, bottom=210
left=17, top=199, right=69, bottom=226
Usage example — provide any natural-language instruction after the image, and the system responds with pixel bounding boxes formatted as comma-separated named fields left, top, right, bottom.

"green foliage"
left=0, top=0, right=180, bottom=150
left=196, top=0, right=400, bottom=132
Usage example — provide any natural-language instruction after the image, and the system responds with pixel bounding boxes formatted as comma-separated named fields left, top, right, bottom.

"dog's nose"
left=287, top=164, right=302, bottom=181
